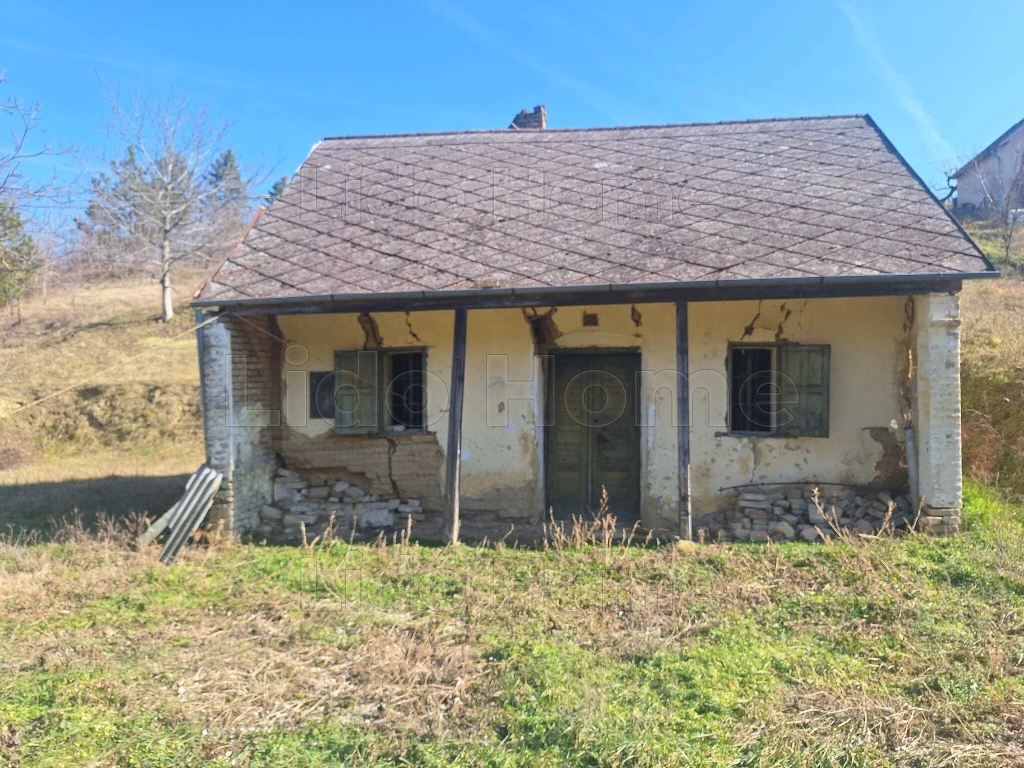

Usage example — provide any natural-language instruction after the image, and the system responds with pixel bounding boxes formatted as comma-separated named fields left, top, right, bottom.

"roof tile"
left=199, top=116, right=992, bottom=302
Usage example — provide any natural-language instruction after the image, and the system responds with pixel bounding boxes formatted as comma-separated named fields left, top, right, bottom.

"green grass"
left=2, top=483, right=1024, bottom=767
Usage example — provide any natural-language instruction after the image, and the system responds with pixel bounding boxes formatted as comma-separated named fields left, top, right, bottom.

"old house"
left=953, top=117, right=1024, bottom=210
left=192, top=110, right=996, bottom=543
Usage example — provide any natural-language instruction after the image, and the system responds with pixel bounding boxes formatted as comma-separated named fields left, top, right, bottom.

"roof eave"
left=191, top=270, right=998, bottom=315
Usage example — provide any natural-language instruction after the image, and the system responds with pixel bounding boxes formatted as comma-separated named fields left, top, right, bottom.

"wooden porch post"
left=444, top=307, right=468, bottom=545
left=676, top=301, right=692, bottom=541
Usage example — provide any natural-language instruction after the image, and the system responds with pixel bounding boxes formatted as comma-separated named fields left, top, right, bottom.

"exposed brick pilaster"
left=199, top=314, right=279, bottom=535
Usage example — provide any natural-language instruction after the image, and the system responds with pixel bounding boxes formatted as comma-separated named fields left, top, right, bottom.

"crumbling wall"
left=277, top=431, right=444, bottom=513
left=694, top=484, right=917, bottom=543
left=274, top=310, right=451, bottom=515
left=200, top=313, right=279, bottom=534
left=258, top=467, right=425, bottom=540
left=255, top=295, right=918, bottom=536
left=274, top=304, right=681, bottom=528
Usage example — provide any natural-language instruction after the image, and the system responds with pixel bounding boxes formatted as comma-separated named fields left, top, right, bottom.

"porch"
left=194, top=282, right=966, bottom=542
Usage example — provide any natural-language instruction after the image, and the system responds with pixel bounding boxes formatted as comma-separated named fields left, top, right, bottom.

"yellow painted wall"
left=275, top=295, right=911, bottom=528
left=688, top=296, right=912, bottom=514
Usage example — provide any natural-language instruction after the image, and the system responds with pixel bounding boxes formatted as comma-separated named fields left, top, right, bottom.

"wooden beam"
left=444, top=307, right=468, bottom=545
left=676, top=301, right=692, bottom=542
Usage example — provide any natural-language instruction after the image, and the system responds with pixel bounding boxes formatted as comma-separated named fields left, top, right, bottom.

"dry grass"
left=2, top=488, right=1024, bottom=766
left=960, top=275, right=1024, bottom=500
left=0, top=451, right=200, bottom=533
left=0, top=273, right=205, bottom=511
left=0, top=269, right=208, bottom=394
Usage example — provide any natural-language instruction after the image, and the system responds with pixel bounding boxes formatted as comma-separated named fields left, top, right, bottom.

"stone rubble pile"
left=257, top=468, right=423, bottom=539
left=695, top=486, right=918, bottom=543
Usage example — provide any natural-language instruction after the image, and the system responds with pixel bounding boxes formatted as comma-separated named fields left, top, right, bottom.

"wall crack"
left=741, top=299, right=764, bottom=340
left=522, top=307, right=562, bottom=350
left=359, top=312, right=383, bottom=350
left=384, top=436, right=401, bottom=499
left=404, top=311, right=422, bottom=342
left=774, top=304, right=793, bottom=342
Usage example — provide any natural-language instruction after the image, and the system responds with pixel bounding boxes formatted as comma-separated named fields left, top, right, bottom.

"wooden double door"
left=545, top=351, right=641, bottom=521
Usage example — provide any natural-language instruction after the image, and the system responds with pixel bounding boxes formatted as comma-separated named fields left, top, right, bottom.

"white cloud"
left=426, top=2, right=628, bottom=122
left=841, top=2, right=957, bottom=164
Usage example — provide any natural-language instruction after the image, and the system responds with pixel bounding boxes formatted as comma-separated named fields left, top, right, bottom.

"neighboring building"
left=192, top=111, right=996, bottom=543
left=953, top=117, right=1024, bottom=210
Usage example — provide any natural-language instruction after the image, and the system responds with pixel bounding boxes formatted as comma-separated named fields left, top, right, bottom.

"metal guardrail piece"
left=137, top=464, right=207, bottom=549
left=158, top=469, right=222, bottom=565
left=138, top=464, right=223, bottom=564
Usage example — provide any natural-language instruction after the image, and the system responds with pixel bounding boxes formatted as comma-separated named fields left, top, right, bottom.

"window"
left=730, top=346, right=774, bottom=433
left=388, top=351, right=426, bottom=429
left=309, top=371, right=335, bottom=420
left=332, top=349, right=427, bottom=434
left=728, top=343, right=830, bottom=437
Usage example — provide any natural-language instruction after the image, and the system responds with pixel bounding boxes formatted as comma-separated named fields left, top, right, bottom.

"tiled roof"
left=198, top=115, right=993, bottom=305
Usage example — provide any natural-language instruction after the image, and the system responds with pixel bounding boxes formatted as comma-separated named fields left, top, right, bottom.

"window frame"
left=726, top=342, right=830, bottom=439
left=332, top=348, right=429, bottom=436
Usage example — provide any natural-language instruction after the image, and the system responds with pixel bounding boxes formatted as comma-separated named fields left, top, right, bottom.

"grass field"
left=2, top=483, right=1024, bottom=767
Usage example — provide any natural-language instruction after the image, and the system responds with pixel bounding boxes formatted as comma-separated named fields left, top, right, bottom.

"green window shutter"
left=778, top=345, right=830, bottom=437
left=334, top=350, right=380, bottom=434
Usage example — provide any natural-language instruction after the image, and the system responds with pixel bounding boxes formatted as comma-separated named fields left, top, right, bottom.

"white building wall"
left=956, top=123, right=1024, bottom=209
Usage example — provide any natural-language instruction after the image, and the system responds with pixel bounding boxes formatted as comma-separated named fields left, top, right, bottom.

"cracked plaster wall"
left=275, top=304, right=680, bottom=526
left=269, top=296, right=915, bottom=528
left=688, top=295, right=912, bottom=515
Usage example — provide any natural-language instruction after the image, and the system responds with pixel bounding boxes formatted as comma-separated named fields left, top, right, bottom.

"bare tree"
left=79, top=90, right=260, bottom=322
left=28, top=209, right=78, bottom=303
left=1, top=68, right=52, bottom=202
left=0, top=68, right=74, bottom=207
left=955, top=149, right=1024, bottom=264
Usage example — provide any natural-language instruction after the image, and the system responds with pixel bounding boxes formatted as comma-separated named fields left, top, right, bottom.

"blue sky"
left=3, top=0, right=1022, bottom=204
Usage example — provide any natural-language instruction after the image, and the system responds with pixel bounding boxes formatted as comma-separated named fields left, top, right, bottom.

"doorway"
left=545, top=351, right=641, bottom=521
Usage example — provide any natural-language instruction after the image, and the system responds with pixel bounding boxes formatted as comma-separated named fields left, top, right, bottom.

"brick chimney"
left=509, top=105, right=546, bottom=130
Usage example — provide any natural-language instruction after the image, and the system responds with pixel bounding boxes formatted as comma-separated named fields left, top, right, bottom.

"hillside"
left=0, top=274, right=207, bottom=529
left=961, top=277, right=1024, bottom=502
left=958, top=218, right=1024, bottom=504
